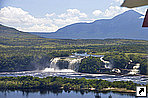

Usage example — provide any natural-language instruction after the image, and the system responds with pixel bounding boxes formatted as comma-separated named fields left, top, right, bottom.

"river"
left=0, top=53, right=147, bottom=98
left=0, top=53, right=147, bottom=85
left=0, top=70, right=147, bottom=85
left=1, top=89, right=147, bottom=98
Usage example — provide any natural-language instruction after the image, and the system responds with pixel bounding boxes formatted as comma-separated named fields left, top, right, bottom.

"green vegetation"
left=78, top=52, right=147, bottom=74
left=78, top=56, right=104, bottom=73
left=104, top=52, right=129, bottom=69
left=104, top=52, right=147, bottom=74
left=0, top=76, right=146, bottom=91
left=0, top=24, right=148, bottom=73
left=0, top=51, right=71, bottom=72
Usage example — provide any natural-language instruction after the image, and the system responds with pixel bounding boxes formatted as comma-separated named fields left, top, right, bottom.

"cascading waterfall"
left=43, top=57, right=83, bottom=72
left=128, top=63, right=140, bottom=75
left=68, top=58, right=82, bottom=71
left=50, top=58, right=61, bottom=69
left=100, top=57, right=112, bottom=69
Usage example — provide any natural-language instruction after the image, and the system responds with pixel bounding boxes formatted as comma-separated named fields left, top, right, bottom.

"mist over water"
left=0, top=53, right=147, bottom=85
left=44, top=56, right=83, bottom=72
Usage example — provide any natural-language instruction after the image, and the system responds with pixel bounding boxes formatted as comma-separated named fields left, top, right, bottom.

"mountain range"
left=32, top=10, right=148, bottom=40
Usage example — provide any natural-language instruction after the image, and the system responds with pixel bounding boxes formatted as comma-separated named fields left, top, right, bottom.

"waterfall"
left=43, top=57, right=83, bottom=72
left=68, top=58, right=82, bottom=71
left=128, top=63, right=140, bottom=75
left=50, top=58, right=61, bottom=69
left=100, top=57, right=112, bottom=69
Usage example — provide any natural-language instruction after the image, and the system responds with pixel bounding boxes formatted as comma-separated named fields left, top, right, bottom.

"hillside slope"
left=0, top=24, right=39, bottom=38
left=45, top=10, right=148, bottom=40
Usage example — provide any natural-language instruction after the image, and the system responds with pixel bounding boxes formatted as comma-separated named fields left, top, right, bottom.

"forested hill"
left=43, top=10, right=148, bottom=40
left=0, top=24, right=39, bottom=38
left=0, top=24, right=147, bottom=72
left=0, top=24, right=147, bottom=47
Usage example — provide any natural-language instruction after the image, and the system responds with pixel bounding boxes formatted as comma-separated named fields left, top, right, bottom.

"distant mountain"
left=43, top=10, right=148, bottom=40
left=0, top=24, right=38, bottom=38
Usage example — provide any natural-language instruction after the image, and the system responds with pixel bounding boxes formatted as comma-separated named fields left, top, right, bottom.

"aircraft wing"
left=121, top=0, right=148, bottom=27
left=121, top=0, right=148, bottom=8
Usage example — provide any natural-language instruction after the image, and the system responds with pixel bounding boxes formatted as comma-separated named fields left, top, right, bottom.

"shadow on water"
left=94, top=91, right=135, bottom=98
left=0, top=89, right=136, bottom=98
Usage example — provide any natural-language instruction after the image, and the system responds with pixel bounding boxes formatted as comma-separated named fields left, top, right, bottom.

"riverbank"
left=0, top=76, right=147, bottom=92
left=77, top=72, right=148, bottom=77
left=101, top=88, right=136, bottom=93
left=0, top=70, right=147, bottom=86
left=0, top=87, right=137, bottom=93
left=71, top=87, right=136, bottom=93
left=0, top=70, right=147, bottom=77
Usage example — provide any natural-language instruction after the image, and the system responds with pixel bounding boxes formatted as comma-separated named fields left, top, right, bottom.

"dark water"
left=1, top=89, right=146, bottom=98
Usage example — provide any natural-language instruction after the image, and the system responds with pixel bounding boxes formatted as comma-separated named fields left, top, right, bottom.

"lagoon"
left=0, top=89, right=144, bottom=98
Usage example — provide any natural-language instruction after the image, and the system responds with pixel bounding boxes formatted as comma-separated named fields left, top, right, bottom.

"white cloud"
left=54, top=17, right=79, bottom=25
left=103, top=6, right=129, bottom=17
left=113, top=0, right=124, bottom=4
left=92, top=10, right=102, bottom=16
left=58, top=9, right=87, bottom=18
left=92, top=6, right=146, bottom=19
left=45, top=13, right=55, bottom=17
left=1, top=6, right=145, bottom=32
left=0, top=6, right=57, bottom=32
left=0, top=7, right=88, bottom=32
left=17, top=24, right=58, bottom=32
left=54, top=9, right=88, bottom=26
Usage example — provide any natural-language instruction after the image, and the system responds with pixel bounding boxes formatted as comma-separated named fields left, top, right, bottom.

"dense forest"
left=0, top=76, right=147, bottom=91
left=0, top=24, right=148, bottom=74
left=78, top=52, right=147, bottom=74
left=78, top=56, right=104, bottom=73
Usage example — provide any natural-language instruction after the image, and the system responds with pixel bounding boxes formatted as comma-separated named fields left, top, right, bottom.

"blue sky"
left=0, top=0, right=147, bottom=32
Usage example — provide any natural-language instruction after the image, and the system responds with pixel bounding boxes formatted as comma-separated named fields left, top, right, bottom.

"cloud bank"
left=0, top=5, right=146, bottom=32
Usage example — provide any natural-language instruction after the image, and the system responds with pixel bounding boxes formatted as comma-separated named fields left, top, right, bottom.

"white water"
left=68, top=58, right=83, bottom=71
left=42, top=56, right=84, bottom=72
left=45, top=53, right=103, bottom=72
left=49, top=58, right=61, bottom=69
left=1, top=53, right=145, bottom=84
left=100, top=57, right=112, bottom=69
left=128, top=63, right=140, bottom=75
left=0, top=70, right=147, bottom=84
left=42, top=68, right=76, bottom=73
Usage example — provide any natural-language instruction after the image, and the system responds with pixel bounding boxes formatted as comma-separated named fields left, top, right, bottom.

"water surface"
left=0, top=90, right=144, bottom=98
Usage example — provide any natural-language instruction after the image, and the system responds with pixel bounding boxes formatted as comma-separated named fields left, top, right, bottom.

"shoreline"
left=100, top=88, right=136, bottom=93
left=0, top=87, right=136, bottom=93
left=0, top=76, right=147, bottom=93
left=0, top=70, right=147, bottom=77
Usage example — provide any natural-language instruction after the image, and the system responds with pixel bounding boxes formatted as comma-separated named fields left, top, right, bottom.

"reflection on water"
left=0, top=89, right=140, bottom=98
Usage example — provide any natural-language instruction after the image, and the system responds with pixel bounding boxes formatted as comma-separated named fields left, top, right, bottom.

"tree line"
left=0, top=76, right=145, bottom=91
left=78, top=52, right=147, bottom=74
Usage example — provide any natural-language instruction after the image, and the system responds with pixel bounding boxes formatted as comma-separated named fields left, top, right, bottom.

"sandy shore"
left=101, top=87, right=136, bottom=93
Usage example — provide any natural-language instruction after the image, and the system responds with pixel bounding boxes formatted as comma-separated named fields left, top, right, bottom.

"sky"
left=0, top=0, right=147, bottom=32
